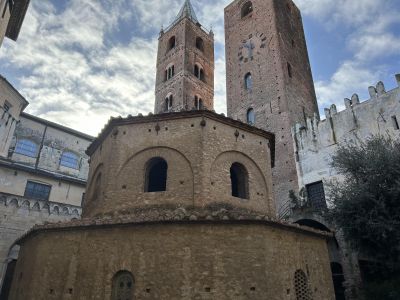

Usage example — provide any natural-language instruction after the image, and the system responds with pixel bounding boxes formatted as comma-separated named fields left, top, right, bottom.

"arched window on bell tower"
left=244, top=72, right=252, bottom=90
left=164, top=94, right=173, bottom=112
left=241, top=1, right=253, bottom=18
left=194, top=95, right=203, bottom=110
left=247, top=108, right=255, bottom=125
left=168, top=36, right=176, bottom=51
left=196, top=37, right=204, bottom=51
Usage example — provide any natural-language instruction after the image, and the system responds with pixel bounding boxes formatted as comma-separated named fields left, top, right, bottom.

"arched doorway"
left=0, top=245, right=20, bottom=300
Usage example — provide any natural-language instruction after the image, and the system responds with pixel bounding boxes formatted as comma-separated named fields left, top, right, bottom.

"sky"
left=0, top=0, right=399, bottom=136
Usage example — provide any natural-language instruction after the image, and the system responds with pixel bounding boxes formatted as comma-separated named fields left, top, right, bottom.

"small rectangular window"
left=3, top=101, right=11, bottom=112
left=24, top=181, right=51, bottom=201
left=391, top=116, right=399, bottom=130
left=306, top=181, right=327, bottom=210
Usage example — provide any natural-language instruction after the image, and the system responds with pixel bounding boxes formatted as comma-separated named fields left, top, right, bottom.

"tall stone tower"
left=155, top=0, right=214, bottom=114
left=224, top=0, right=319, bottom=215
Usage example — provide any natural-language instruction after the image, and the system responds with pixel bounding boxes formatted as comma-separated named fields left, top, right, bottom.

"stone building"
left=224, top=0, right=318, bottom=216
left=0, top=76, right=93, bottom=298
left=155, top=0, right=214, bottom=113
left=6, top=2, right=335, bottom=299
left=0, top=0, right=30, bottom=48
left=8, top=111, right=335, bottom=300
left=282, top=75, right=400, bottom=300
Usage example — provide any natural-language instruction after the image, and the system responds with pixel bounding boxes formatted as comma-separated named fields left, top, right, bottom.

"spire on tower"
left=171, top=0, right=200, bottom=27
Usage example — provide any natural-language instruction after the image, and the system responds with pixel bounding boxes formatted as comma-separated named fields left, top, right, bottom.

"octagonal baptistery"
left=8, top=111, right=335, bottom=300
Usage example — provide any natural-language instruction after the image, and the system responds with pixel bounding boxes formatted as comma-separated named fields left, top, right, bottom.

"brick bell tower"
left=155, top=0, right=214, bottom=114
left=224, top=0, right=319, bottom=215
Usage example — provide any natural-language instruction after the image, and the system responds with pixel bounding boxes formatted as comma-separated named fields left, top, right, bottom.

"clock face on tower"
left=238, top=32, right=268, bottom=62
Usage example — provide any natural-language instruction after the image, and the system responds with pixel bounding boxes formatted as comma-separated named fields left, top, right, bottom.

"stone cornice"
left=14, top=204, right=332, bottom=246
left=86, top=110, right=275, bottom=166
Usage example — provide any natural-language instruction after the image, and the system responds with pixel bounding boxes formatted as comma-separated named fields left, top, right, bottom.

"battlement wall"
left=292, top=74, right=400, bottom=188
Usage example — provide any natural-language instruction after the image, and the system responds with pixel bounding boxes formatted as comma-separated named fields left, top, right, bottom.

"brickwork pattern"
left=9, top=221, right=334, bottom=300
left=84, top=112, right=275, bottom=218
left=155, top=17, right=214, bottom=113
left=224, top=0, right=318, bottom=215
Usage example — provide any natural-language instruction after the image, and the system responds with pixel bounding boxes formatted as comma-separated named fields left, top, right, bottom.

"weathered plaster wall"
left=9, top=222, right=335, bottom=300
left=0, top=78, right=27, bottom=158
left=9, top=115, right=91, bottom=180
left=293, top=76, right=400, bottom=191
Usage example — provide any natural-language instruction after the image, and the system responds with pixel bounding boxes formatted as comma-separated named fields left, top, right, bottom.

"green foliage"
left=363, top=275, right=400, bottom=300
left=327, top=136, right=400, bottom=267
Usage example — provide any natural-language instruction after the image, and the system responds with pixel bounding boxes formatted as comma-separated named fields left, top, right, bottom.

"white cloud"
left=0, top=0, right=399, bottom=133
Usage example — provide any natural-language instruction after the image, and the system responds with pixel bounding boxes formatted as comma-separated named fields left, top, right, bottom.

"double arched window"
left=111, top=271, right=134, bottom=300
left=194, top=96, right=203, bottom=110
left=247, top=108, right=255, bottom=125
left=194, top=64, right=205, bottom=81
left=230, top=163, right=249, bottom=199
left=60, top=151, right=80, bottom=169
left=145, top=157, right=168, bottom=192
left=165, top=65, right=175, bottom=81
left=14, top=139, right=38, bottom=157
left=241, top=1, right=253, bottom=18
left=196, top=37, right=204, bottom=51
left=244, top=72, right=252, bottom=90
left=164, top=94, right=173, bottom=112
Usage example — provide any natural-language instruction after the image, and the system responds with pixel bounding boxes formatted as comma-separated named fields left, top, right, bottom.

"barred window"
left=24, top=181, right=51, bottom=201
left=306, top=181, right=327, bottom=210
left=294, top=269, right=312, bottom=300
left=15, top=139, right=38, bottom=157
left=111, top=271, right=134, bottom=300
left=60, top=152, right=79, bottom=169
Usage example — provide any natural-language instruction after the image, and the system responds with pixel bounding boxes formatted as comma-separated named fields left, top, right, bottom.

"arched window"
left=92, top=173, right=102, bottom=201
left=111, top=271, right=134, bottom=300
left=244, top=72, right=252, bottom=90
left=60, top=151, right=80, bottom=169
left=168, top=36, right=176, bottom=50
left=241, top=1, right=253, bottom=18
left=196, top=37, right=204, bottom=51
left=247, top=108, right=255, bottom=125
left=230, top=163, right=249, bottom=199
left=194, top=64, right=205, bottom=81
left=145, top=157, right=168, bottom=192
left=294, top=269, right=312, bottom=300
left=164, top=95, right=173, bottom=112
left=194, top=96, right=203, bottom=110
left=166, top=65, right=175, bottom=80
left=14, top=139, right=38, bottom=157
left=194, top=65, right=200, bottom=78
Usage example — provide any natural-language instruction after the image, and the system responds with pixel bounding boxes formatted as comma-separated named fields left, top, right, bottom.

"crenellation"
left=344, top=98, right=352, bottom=109
left=368, top=85, right=377, bottom=98
left=351, top=93, right=360, bottom=105
left=376, top=81, right=386, bottom=95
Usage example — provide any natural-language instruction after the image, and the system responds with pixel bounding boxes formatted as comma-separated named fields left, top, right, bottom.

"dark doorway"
left=0, top=259, right=17, bottom=300
left=145, top=157, right=168, bottom=192
left=331, top=262, right=346, bottom=300
left=230, top=162, right=249, bottom=199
